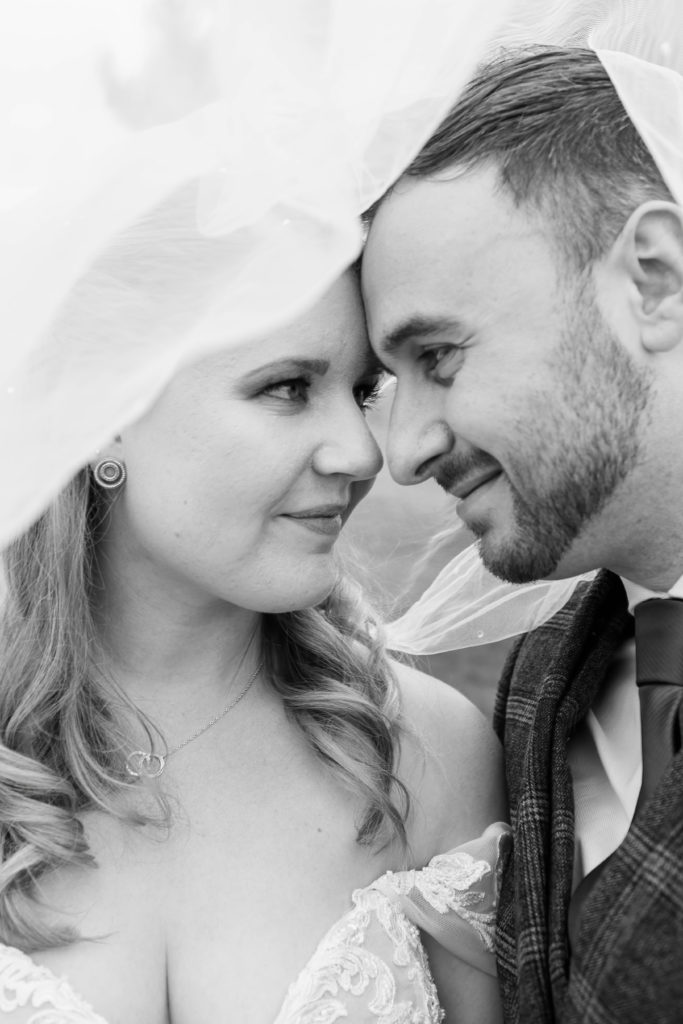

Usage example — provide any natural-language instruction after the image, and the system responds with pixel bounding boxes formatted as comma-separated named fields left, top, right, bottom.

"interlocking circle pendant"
left=125, top=750, right=166, bottom=779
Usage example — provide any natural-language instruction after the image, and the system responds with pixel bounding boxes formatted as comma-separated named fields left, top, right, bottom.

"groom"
left=362, top=47, right=683, bottom=1024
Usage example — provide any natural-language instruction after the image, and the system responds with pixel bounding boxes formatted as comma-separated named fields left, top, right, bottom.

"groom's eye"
left=420, top=345, right=465, bottom=382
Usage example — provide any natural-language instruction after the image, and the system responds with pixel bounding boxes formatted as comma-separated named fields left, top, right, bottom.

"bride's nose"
left=312, top=402, right=383, bottom=481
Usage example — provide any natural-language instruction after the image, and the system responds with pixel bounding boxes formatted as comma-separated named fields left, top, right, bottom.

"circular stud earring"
left=93, top=457, right=127, bottom=490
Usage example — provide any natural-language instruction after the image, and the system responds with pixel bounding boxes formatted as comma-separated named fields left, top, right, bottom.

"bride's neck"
left=92, top=552, right=262, bottom=704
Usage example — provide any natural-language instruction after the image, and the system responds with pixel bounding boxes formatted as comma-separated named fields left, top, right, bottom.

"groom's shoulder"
left=391, top=660, right=506, bottom=858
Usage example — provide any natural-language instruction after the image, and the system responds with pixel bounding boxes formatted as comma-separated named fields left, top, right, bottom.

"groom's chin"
left=459, top=502, right=551, bottom=584
left=467, top=487, right=593, bottom=584
left=477, top=533, right=595, bottom=586
left=478, top=549, right=555, bottom=585
left=474, top=522, right=569, bottom=585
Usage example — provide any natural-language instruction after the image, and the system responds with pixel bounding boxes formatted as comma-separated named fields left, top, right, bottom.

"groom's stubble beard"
left=447, top=283, right=654, bottom=584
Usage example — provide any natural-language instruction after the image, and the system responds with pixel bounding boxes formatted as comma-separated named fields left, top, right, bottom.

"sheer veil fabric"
left=0, top=0, right=516, bottom=546
left=1, top=0, right=681, bottom=651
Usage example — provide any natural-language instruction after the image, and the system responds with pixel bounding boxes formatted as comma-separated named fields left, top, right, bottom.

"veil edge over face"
left=0, top=0, right=517, bottom=548
left=3, top=0, right=681, bottom=654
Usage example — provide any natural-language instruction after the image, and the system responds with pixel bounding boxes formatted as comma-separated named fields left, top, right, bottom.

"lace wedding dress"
left=0, top=823, right=507, bottom=1024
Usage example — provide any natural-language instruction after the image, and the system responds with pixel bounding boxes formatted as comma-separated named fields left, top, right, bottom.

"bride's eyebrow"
left=239, top=357, right=330, bottom=385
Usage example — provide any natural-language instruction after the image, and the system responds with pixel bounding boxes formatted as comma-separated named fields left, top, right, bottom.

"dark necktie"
left=634, top=597, right=683, bottom=813
left=569, top=598, right=683, bottom=951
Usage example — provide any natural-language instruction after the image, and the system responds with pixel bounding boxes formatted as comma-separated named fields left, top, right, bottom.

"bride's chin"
left=254, top=571, right=340, bottom=615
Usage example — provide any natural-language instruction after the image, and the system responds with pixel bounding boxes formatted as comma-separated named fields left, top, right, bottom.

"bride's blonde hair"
left=0, top=189, right=408, bottom=952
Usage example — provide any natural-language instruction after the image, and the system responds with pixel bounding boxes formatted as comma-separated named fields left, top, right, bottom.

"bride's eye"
left=354, top=376, right=384, bottom=413
left=260, top=377, right=310, bottom=403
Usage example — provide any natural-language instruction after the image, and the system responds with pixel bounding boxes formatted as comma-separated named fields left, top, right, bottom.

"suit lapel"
left=497, top=571, right=631, bottom=1022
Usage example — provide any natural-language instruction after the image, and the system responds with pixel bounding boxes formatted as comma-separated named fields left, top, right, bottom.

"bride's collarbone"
left=31, top=824, right=391, bottom=1024
left=29, top=734, right=397, bottom=1023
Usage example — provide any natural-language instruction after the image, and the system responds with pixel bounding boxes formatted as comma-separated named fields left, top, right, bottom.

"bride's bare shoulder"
left=391, top=659, right=506, bottom=860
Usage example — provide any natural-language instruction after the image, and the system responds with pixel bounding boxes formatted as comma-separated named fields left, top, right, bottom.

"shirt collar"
left=622, top=571, right=683, bottom=612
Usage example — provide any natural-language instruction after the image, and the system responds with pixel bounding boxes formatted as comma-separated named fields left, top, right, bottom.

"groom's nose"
left=386, top=383, right=453, bottom=485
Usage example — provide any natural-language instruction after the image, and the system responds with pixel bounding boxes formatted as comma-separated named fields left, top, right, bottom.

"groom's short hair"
left=388, top=47, right=674, bottom=270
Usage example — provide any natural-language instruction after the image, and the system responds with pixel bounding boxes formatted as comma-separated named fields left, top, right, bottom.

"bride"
left=0, top=1, right=531, bottom=1018
left=0, top=185, right=506, bottom=1021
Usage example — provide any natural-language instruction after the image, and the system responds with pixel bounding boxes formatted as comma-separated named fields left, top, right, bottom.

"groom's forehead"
left=362, top=181, right=452, bottom=320
left=363, top=165, right=517, bottom=291
left=362, top=169, right=510, bottom=342
left=362, top=210, right=469, bottom=357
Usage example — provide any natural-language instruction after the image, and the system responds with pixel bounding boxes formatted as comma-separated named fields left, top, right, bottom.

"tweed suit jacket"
left=494, top=569, right=683, bottom=1024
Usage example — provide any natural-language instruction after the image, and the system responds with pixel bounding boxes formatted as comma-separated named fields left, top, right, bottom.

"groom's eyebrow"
left=380, top=315, right=465, bottom=357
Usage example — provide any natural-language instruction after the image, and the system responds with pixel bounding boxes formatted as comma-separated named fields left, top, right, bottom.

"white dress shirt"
left=568, top=570, right=683, bottom=889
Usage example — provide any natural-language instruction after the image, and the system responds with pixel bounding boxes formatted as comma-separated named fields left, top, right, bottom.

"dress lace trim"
left=0, top=826, right=506, bottom=1024
left=379, top=848, right=496, bottom=950
left=0, top=944, right=107, bottom=1024
left=275, top=841, right=501, bottom=1024
left=275, top=885, right=442, bottom=1024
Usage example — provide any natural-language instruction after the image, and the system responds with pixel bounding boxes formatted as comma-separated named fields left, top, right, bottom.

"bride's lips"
left=280, top=504, right=348, bottom=536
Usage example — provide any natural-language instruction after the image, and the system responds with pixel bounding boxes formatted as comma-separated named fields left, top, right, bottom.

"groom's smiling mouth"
left=449, top=467, right=503, bottom=501
left=435, top=456, right=504, bottom=502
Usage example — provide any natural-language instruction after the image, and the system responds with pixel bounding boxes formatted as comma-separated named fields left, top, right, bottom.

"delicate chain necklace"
left=125, top=656, right=263, bottom=780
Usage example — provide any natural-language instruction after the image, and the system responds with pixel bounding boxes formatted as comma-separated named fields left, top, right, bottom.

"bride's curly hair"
left=0, top=469, right=408, bottom=953
left=0, top=186, right=408, bottom=953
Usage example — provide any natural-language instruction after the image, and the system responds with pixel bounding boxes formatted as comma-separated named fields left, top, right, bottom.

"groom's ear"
left=610, top=201, right=683, bottom=353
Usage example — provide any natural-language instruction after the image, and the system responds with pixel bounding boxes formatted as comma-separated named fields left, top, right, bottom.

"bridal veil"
left=0, top=0, right=680, bottom=649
